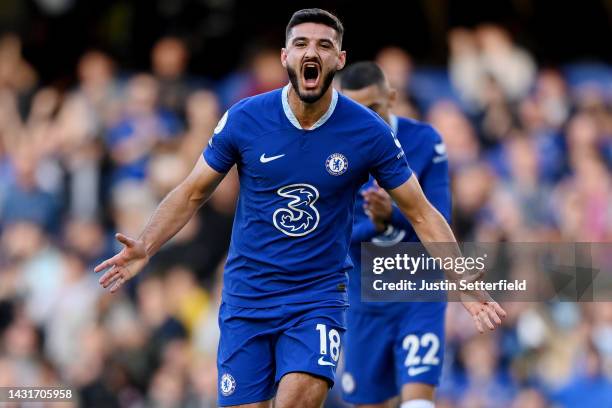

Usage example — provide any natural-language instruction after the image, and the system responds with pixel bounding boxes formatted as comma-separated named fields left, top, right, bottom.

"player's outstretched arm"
left=94, top=156, right=226, bottom=292
left=388, top=174, right=507, bottom=333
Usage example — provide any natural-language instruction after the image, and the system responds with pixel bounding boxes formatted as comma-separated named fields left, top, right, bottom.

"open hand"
left=460, top=290, right=507, bottom=333
left=94, top=233, right=149, bottom=293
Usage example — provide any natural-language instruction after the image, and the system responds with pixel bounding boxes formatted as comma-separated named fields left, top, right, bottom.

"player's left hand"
left=460, top=290, right=506, bottom=333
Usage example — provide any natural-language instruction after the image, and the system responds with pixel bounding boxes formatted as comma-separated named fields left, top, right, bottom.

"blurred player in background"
left=340, top=62, right=450, bottom=408
left=95, top=8, right=504, bottom=408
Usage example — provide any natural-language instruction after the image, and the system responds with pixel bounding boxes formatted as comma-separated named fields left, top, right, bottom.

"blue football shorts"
left=341, top=302, right=446, bottom=404
left=217, top=301, right=347, bottom=406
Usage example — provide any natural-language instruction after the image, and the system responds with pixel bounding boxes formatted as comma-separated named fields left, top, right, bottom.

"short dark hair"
left=339, top=61, right=386, bottom=90
left=286, top=8, right=344, bottom=46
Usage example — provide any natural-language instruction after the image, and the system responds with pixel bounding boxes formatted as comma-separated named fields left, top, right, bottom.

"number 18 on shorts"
left=217, top=303, right=346, bottom=406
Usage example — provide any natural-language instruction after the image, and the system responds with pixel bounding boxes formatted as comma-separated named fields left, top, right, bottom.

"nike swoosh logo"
left=318, top=356, right=335, bottom=367
left=407, top=366, right=431, bottom=376
left=260, top=153, right=285, bottom=163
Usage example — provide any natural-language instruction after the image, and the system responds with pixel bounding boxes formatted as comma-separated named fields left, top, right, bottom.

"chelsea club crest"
left=325, top=153, right=348, bottom=176
left=220, top=373, right=236, bottom=396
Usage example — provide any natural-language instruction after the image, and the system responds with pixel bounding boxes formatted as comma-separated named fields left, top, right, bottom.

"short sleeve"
left=369, top=127, right=413, bottom=190
left=203, top=110, right=238, bottom=173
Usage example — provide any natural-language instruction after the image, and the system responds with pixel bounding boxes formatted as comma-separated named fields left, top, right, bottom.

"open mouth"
left=302, top=62, right=321, bottom=89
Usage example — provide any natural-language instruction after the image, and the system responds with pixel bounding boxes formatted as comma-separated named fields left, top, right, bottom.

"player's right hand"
left=362, top=186, right=393, bottom=224
left=94, top=233, right=149, bottom=293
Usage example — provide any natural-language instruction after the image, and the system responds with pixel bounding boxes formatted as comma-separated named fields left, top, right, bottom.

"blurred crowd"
left=0, top=22, right=611, bottom=408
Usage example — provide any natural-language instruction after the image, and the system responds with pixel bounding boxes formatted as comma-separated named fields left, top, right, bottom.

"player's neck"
left=287, top=86, right=333, bottom=130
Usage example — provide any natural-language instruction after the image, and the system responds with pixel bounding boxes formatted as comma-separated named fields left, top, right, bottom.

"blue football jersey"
left=204, top=85, right=412, bottom=308
left=348, top=115, right=451, bottom=309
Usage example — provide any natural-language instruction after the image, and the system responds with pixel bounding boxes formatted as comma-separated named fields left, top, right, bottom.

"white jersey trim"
left=282, top=84, right=338, bottom=130
left=390, top=113, right=399, bottom=134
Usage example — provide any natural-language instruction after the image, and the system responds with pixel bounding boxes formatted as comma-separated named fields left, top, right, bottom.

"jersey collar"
left=282, top=84, right=338, bottom=130
left=389, top=113, right=399, bottom=134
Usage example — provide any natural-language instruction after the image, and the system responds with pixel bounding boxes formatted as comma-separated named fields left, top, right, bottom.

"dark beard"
left=287, top=65, right=336, bottom=104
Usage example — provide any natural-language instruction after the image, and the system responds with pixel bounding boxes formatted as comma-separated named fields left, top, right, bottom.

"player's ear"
left=336, top=50, right=346, bottom=70
left=389, top=87, right=398, bottom=107
left=280, top=48, right=288, bottom=68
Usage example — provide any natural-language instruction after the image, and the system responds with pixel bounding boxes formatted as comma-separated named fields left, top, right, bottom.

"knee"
left=401, top=383, right=435, bottom=401
left=275, top=373, right=328, bottom=408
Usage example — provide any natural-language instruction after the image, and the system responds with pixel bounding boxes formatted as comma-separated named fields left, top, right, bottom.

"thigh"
left=342, top=308, right=398, bottom=405
left=394, top=302, right=447, bottom=389
left=274, top=305, right=346, bottom=389
left=217, top=303, right=277, bottom=407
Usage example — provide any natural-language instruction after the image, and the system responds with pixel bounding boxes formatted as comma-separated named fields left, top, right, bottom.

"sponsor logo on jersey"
left=273, top=184, right=320, bottom=237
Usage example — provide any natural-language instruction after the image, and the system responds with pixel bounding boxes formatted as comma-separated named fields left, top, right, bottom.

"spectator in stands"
left=0, top=146, right=59, bottom=232
left=180, top=90, right=220, bottom=159
left=449, top=25, right=536, bottom=111
left=375, top=46, right=420, bottom=118
left=106, top=74, right=181, bottom=183
left=152, top=36, right=193, bottom=117
left=0, top=34, right=37, bottom=115
left=428, top=100, right=481, bottom=169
